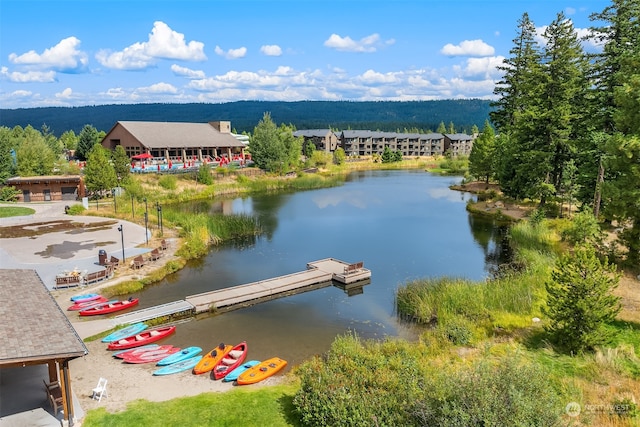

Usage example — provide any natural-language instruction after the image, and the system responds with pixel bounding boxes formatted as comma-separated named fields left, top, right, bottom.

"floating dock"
left=111, top=258, right=370, bottom=325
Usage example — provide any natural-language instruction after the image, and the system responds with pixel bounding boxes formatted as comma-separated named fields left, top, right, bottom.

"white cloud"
left=441, top=39, right=495, bottom=57
left=214, top=45, right=247, bottom=59
left=1, top=66, right=56, bottom=82
left=359, top=70, right=400, bottom=84
left=463, top=56, right=505, bottom=79
left=171, top=64, right=205, bottom=79
left=324, top=33, right=391, bottom=53
left=8, top=37, right=88, bottom=73
left=55, top=88, right=73, bottom=99
left=260, top=45, right=282, bottom=56
left=96, top=21, right=206, bottom=70
left=136, top=82, right=178, bottom=94
left=565, top=7, right=576, bottom=15
left=10, top=90, right=33, bottom=98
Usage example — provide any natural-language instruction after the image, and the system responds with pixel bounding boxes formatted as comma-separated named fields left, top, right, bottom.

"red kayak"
left=79, top=298, right=139, bottom=316
left=122, top=346, right=181, bottom=364
left=106, top=326, right=176, bottom=351
left=68, top=296, right=109, bottom=311
left=212, top=342, right=248, bottom=380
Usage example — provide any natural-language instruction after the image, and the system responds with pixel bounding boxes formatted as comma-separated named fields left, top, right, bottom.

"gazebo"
left=0, top=269, right=88, bottom=425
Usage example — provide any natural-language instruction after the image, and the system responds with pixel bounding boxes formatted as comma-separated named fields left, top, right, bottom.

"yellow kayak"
left=193, top=343, right=232, bottom=375
left=236, top=357, right=287, bottom=385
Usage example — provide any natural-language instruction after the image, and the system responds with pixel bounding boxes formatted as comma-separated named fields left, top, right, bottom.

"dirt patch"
left=614, top=273, right=640, bottom=324
left=0, top=219, right=118, bottom=239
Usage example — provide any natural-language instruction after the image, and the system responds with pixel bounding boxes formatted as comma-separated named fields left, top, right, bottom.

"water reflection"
left=134, top=170, right=512, bottom=367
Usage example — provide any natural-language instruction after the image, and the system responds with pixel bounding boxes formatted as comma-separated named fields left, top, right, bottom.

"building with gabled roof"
left=292, top=129, right=339, bottom=152
left=443, top=133, right=474, bottom=156
left=100, top=120, right=247, bottom=162
left=0, top=269, right=88, bottom=425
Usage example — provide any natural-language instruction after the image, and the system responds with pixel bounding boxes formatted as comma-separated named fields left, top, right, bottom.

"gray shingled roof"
left=444, top=133, right=473, bottom=141
left=0, top=269, right=87, bottom=365
left=117, top=121, right=245, bottom=149
left=292, top=129, right=333, bottom=138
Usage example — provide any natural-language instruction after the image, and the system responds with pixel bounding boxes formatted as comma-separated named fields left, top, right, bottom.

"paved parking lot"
left=0, top=201, right=151, bottom=290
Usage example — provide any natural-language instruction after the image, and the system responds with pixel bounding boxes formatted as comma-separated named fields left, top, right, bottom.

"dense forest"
left=0, top=99, right=491, bottom=136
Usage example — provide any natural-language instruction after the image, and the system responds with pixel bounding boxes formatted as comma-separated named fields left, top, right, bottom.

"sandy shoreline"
left=0, top=201, right=285, bottom=418
left=69, top=339, right=284, bottom=414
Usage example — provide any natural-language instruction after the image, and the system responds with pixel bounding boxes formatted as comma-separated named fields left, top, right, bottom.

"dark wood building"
left=100, top=120, right=247, bottom=161
left=5, top=175, right=85, bottom=203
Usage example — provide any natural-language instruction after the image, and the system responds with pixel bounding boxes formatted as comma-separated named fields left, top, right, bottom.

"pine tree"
left=76, top=124, right=100, bottom=161
left=436, top=121, right=446, bottom=134
left=544, top=246, right=621, bottom=353
left=468, top=119, right=495, bottom=183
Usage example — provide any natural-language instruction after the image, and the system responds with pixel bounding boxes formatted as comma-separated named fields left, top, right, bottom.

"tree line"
left=467, top=0, right=640, bottom=267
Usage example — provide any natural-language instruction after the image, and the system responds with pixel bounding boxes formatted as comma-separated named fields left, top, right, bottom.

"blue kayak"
left=223, top=360, right=260, bottom=382
left=153, top=355, right=203, bottom=376
left=101, top=322, right=148, bottom=343
left=70, top=293, right=100, bottom=302
left=156, top=346, right=202, bottom=366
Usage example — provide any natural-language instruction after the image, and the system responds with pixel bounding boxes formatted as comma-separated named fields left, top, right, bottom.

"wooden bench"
left=83, top=269, right=107, bottom=286
left=343, top=261, right=364, bottom=275
left=160, top=239, right=168, bottom=251
left=133, top=255, right=145, bottom=269
left=148, top=248, right=162, bottom=261
left=54, top=274, right=82, bottom=289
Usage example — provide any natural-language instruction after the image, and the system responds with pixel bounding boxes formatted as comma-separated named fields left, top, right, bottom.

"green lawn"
left=0, top=206, right=35, bottom=218
left=82, top=383, right=303, bottom=427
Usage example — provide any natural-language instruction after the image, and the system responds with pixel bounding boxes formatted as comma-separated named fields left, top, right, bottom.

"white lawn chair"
left=91, top=377, right=108, bottom=401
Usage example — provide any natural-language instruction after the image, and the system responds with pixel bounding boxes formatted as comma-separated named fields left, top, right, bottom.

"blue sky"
left=1, top=0, right=609, bottom=108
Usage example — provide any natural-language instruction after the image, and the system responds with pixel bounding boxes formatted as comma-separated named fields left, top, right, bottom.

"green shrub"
left=440, top=318, right=474, bottom=345
left=158, top=175, right=177, bottom=190
left=196, top=165, right=213, bottom=185
left=0, top=186, right=19, bottom=201
left=293, top=334, right=424, bottom=427
left=561, top=210, right=603, bottom=248
left=414, top=355, right=561, bottom=426
left=66, top=204, right=85, bottom=215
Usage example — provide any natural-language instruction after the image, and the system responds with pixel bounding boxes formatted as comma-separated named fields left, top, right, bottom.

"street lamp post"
left=113, top=189, right=117, bottom=213
left=117, top=224, right=125, bottom=264
left=131, top=194, right=134, bottom=219
left=157, top=204, right=163, bottom=235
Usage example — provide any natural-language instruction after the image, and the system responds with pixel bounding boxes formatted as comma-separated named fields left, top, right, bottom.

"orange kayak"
left=192, top=343, right=232, bottom=375
left=236, top=357, right=287, bottom=385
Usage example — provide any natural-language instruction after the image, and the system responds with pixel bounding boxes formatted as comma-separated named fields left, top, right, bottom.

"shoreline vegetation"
left=5, top=158, right=639, bottom=426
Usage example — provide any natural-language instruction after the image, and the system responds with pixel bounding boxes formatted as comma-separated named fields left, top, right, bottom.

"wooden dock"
left=111, top=300, right=194, bottom=326
left=110, top=258, right=370, bottom=324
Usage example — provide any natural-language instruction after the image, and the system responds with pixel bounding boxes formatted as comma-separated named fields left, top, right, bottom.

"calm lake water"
left=131, top=170, right=510, bottom=368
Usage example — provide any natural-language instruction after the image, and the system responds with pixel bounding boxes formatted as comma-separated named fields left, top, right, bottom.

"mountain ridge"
left=0, top=100, right=492, bottom=136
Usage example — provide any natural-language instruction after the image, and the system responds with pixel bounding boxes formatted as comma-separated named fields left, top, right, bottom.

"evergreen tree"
left=112, top=145, right=131, bottom=182
left=468, top=119, right=495, bottom=183
left=538, top=13, right=590, bottom=197
left=447, top=121, right=456, bottom=134
left=583, top=0, right=640, bottom=214
left=544, top=246, right=621, bottom=353
left=249, top=113, right=300, bottom=174
left=84, top=145, right=117, bottom=195
left=490, top=12, right=542, bottom=131
left=381, top=146, right=393, bottom=163
left=436, top=121, right=446, bottom=133
left=76, top=124, right=99, bottom=161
